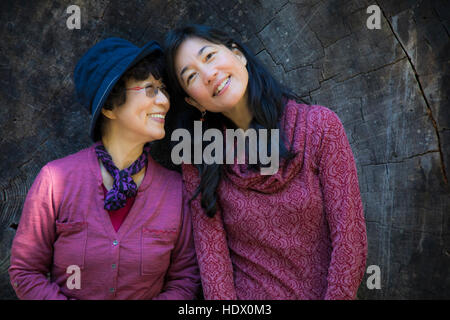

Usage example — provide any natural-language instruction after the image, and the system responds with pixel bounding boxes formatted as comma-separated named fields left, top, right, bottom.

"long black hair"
left=164, top=24, right=307, bottom=217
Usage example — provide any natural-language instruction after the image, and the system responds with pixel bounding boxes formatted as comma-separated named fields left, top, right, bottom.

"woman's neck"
left=222, top=91, right=253, bottom=130
left=101, top=135, right=145, bottom=170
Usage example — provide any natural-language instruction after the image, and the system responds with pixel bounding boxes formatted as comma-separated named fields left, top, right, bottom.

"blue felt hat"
left=74, top=37, right=162, bottom=141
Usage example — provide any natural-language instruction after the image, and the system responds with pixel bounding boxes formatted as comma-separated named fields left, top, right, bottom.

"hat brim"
left=89, top=41, right=162, bottom=141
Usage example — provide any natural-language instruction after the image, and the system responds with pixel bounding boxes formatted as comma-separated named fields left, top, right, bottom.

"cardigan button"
left=112, top=240, right=118, bottom=246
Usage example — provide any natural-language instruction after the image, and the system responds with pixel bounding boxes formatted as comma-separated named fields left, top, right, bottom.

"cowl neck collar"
left=224, top=100, right=309, bottom=194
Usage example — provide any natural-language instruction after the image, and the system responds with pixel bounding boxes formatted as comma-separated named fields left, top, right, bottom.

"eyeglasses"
left=126, top=83, right=168, bottom=98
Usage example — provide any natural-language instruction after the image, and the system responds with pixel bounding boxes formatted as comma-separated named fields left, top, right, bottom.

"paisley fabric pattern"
left=95, top=143, right=151, bottom=211
left=182, top=101, right=368, bottom=300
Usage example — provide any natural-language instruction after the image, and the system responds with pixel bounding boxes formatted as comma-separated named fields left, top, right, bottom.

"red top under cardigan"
left=102, top=184, right=135, bottom=232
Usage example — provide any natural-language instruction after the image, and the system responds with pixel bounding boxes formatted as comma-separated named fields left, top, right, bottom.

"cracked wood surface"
left=0, top=0, right=449, bottom=299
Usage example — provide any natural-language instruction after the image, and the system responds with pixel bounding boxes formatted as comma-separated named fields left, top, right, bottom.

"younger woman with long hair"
left=164, top=24, right=367, bottom=300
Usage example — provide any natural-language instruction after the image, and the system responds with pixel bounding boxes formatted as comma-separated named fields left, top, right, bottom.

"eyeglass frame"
left=125, top=83, right=168, bottom=98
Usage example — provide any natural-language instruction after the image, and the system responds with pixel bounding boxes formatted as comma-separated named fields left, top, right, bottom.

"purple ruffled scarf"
left=95, top=143, right=150, bottom=211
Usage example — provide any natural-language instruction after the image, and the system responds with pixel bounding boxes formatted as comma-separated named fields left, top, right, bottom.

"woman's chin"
left=215, top=97, right=247, bottom=114
left=146, top=129, right=166, bottom=142
left=217, top=89, right=248, bottom=111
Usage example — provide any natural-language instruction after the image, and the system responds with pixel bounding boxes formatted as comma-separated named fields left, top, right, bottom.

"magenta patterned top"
left=182, top=101, right=368, bottom=300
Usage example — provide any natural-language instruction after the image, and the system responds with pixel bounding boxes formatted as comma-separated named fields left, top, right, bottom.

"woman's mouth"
left=214, top=76, right=231, bottom=96
left=147, top=113, right=165, bottom=123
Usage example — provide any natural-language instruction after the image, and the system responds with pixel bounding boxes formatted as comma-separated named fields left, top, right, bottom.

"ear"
left=184, top=96, right=205, bottom=113
left=231, top=44, right=247, bottom=66
left=101, top=107, right=117, bottom=120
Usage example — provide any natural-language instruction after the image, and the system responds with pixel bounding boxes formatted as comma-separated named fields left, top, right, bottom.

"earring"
left=200, top=110, right=206, bottom=122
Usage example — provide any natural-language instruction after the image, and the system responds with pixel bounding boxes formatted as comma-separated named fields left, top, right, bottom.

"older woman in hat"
left=9, top=38, right=200, bottom=300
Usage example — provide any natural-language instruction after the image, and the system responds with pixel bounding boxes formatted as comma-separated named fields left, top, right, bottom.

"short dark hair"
left=93, top=51, right=166, bottom=141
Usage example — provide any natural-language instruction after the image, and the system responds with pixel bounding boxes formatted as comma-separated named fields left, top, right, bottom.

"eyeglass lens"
left=145, top=85, right=167, bottom=98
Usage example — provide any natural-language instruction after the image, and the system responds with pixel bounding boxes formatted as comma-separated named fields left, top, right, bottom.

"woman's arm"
left=317, top=108, right=368, bottom=300
left=152, top=184, right=201, bottom=300
left=178, top=164, right=237, bottom=300
left=9, top=165, right=69, bottom=300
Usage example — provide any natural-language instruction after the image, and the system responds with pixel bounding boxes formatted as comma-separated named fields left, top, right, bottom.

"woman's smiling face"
left=102, top=74, right=170, bottom=143
left=174, top=37, right=249, bottom=113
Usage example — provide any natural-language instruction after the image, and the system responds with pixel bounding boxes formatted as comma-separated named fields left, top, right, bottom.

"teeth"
left=149, top=114, right=165, bottom=119
left=215, top=77, right=230, bottom=95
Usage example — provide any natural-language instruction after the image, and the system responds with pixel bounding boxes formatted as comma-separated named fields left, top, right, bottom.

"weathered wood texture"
left=0, top=0, right=448, bottom=299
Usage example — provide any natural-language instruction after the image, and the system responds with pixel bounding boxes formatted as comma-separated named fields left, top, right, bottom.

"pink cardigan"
left=9, top=144, right=200, bottom=299
left=182, top=102, right=368, bottom=300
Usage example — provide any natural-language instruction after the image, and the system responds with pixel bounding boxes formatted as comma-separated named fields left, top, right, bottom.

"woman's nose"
left=155, top=89, right=170, bottom=109
left=202, top=67, right=218, bottom=85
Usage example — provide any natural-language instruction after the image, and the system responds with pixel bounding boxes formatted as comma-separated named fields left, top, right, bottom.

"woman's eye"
left=205, top=52, right=215, bottom=61
left=187, top=73, right=196, bottom=85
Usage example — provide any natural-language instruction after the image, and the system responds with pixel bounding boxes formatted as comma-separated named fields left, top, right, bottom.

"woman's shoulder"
left=149, top=157, right=182, bottom=182
left=43, top=145, right=95, bottom=174
left=180, top=163, right=200, bottom=193
left=286, top=100, right=343, bottom=134
left=26, top=146, right=96, bottom=191
left=286, top=100, right=339, bottom=121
